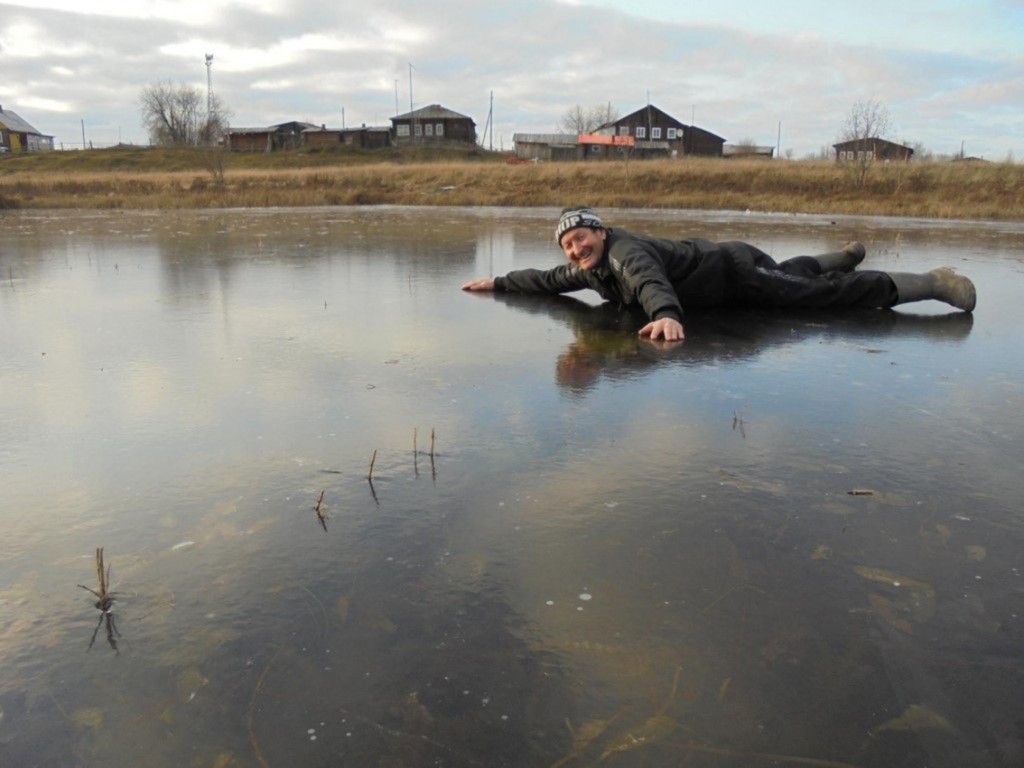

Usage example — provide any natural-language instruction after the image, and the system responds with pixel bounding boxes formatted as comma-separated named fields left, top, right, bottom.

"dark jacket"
left=494, top=228, right=737, bottom=323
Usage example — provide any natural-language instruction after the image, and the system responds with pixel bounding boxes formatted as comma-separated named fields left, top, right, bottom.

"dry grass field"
left=1, top=145, right=1021, bottom=220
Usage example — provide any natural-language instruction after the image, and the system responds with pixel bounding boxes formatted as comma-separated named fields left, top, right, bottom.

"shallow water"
left=1, top=206, right=1022, bottom=767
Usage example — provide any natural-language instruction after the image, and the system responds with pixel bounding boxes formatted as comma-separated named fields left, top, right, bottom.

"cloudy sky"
left=2, top=0, right=1021, bottom=159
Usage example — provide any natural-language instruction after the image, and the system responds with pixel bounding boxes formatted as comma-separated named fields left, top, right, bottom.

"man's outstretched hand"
left=639, top=317, right=685, bottom=342
left=461, top=278, right=496, bottom=291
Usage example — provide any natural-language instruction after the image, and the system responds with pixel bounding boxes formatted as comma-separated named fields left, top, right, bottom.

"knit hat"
left=555, top=207, right=604, bottom=244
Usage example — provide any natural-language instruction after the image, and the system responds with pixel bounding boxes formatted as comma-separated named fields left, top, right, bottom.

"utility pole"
left=777, top=120, right=781, bottom=159
left=489, top=91, right=494, bottom=151
left=409, top=62, right=416, bottom=143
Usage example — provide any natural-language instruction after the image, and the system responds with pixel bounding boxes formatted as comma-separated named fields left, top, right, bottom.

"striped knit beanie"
left=555, top=207, right=604, bottom=244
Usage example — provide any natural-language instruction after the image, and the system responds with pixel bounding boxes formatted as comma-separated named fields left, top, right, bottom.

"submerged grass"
left=1, top=146, right=1021, bottom=219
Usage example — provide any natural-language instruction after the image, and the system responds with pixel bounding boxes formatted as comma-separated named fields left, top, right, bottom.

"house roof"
left=513, top=133, right=579, bottom=145
left=392, top=104, right=474, bottom=122
left=602, top=104, right=686, bottom=130
left=833, top=137, right=912, bottom=152
left=227, top=122, right=319, bottom=135
left=597, top=104, right=725, bottom=142
left=0, top=106, right=44, bottom=135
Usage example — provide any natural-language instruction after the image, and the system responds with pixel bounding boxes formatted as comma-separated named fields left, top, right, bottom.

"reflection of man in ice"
left=489, top=292, right=973, bottom=394
left=463, top=207, right=977, bottom=342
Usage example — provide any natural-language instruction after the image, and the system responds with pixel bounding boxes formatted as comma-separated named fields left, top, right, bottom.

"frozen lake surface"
left=1, top=206, right=1022, bottom=767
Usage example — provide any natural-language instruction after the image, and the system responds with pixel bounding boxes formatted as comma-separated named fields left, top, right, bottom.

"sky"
left=1, top=0, right=1022, bottom=159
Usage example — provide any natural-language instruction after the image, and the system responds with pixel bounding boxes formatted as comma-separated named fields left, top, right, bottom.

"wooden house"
left=833, top=138, right=913, bottom=162
left=0, top=104, right=54, bottom=153
left=595, top=105, right=725, bottom=158
left=390, top=105, right=476, bottom=146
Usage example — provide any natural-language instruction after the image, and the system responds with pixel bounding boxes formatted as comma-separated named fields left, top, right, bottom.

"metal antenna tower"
left=205, top=54, right=214, bottom=112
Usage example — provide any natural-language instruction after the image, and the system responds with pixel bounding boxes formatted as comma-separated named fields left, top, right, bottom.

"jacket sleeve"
left=613, top=242, right=685, bottom=323
left=494, top=264, right=591, bottom=294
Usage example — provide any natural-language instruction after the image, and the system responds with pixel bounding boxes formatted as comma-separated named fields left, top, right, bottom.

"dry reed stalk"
left=367, top=449, right=377, bottom=481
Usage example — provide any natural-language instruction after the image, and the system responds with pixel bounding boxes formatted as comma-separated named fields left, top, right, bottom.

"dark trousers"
left=721, top=242, right=899, bottom=309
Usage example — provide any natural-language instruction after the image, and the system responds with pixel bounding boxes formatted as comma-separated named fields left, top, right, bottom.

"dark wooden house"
left=390, top=105, right=476, bottom=146
left=595, top=105, right=725, bottom=158
left=833, top=138, right=914, bottom=162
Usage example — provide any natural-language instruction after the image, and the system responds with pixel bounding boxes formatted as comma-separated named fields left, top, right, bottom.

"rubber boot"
left=889, top=268, right=977, bottom=312
left=814, top=242, right=866, bottom=273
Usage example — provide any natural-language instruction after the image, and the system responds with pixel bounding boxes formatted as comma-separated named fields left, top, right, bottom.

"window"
left=857, top=150, right=865, bottom=160
left=397, top=125, right=410, bottom=137
left=435, top=123, right=444, bottom=136
left=619, top=126, right=629, bottom=136
left=636, top=126, right=646, bottom=139
left=652, top=127, right=662, bottom=139
left=866, top=151, right=873, bottom=161
left=425, top=124, right=434, bottom=136
left=667, top=128, right=677, bottom=140
left=415, top=123, right=423, bottom=136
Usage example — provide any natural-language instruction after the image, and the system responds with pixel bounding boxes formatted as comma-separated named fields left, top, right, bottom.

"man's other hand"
left=639, top=317, right=685, bottom=342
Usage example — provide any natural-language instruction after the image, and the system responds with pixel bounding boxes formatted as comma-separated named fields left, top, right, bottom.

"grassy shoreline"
left=2, top=146, right=1022, bottom=220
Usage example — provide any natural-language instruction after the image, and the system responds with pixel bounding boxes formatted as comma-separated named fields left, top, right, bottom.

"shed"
left=391, top=105, right=476, bottom=145
left=340, top=126, right=393, bottom=149
left=226, top=121, right=319, bottom=152
left=0, top=104, right=55, bottom=153
left=303, top=125, right=343, bottom=149
left=833, top=138, right=913, bottom=162
left=723, top=144, right=775, bottom=159
left=513, top=133, right=582, bottom=162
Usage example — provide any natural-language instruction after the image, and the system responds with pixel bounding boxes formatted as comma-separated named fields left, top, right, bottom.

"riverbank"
left=2, top=146, right=1021, bottom=220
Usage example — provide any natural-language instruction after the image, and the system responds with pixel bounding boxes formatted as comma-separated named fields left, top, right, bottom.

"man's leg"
left=888, top=268, right=976, bottom=312
left=776, top=242, right=867, bottom=276
left=812, top=242, right=866, bottom=273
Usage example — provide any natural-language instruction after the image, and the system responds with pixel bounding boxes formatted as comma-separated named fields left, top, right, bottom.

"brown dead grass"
left=1, top=155, right=1022, bottom=220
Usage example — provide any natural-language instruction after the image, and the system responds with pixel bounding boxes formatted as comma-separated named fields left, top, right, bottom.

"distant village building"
left=723, top=144, right=775, bottom=159
left=390, top=105, right=476, bottom=146
left=511, top=133, right=583, bottom=162
left=513, top=104, right=726, bottom=161
left=833, top=138, right=914, bottom=162
left=0, top=104, right=54, bottom=153
left=225, top=121, right=319, bottom=152
left=302, top=125, right=343, bottom=150
left=595, top=105, right=726, bottom=158
left=340, top=126, right=393, bottom=149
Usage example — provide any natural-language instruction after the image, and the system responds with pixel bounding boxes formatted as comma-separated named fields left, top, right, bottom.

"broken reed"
left=367, top=449, right=378, bottom=481
left=78, top=547, right=113, bottom=611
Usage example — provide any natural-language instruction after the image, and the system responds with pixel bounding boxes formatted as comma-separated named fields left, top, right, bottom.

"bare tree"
left=837, top=98, right=892, bottom=186
left=558, top=103, right=620, bottom=134
left=140, top=82, right=230, bottom=146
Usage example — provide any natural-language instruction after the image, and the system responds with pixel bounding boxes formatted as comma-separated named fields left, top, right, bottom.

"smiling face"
left=559, top=227, right=607, bottom=270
